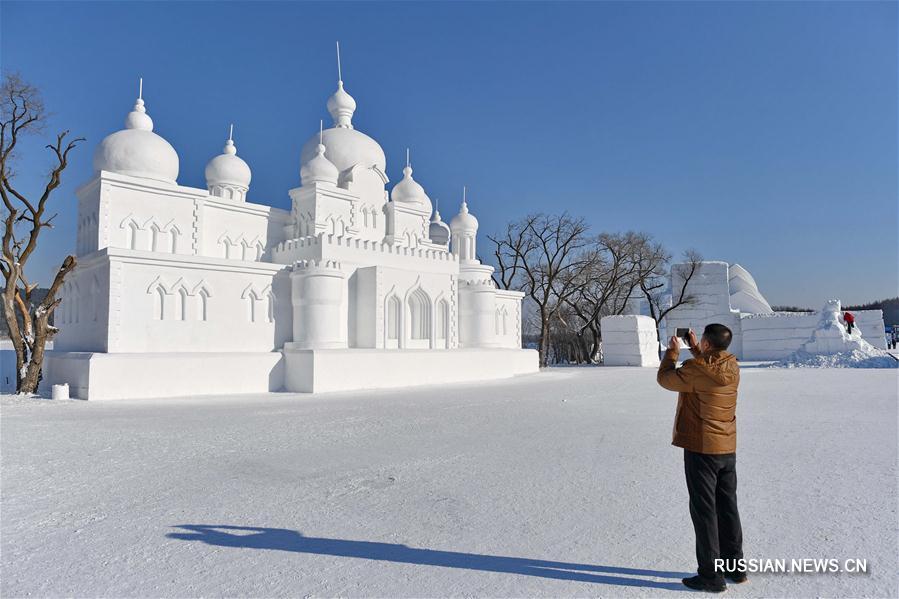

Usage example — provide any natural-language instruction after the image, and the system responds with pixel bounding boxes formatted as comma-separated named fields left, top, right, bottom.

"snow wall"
left=741, top=310, right=886, bottom=360
left=665, top=262, right=887, bottom=360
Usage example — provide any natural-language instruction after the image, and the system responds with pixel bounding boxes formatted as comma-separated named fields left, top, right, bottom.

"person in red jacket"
left=843, top=311, right=855, bottom=334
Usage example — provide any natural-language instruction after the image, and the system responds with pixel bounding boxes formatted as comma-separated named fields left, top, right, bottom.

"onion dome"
left=301, top=140, right=339, bottom=186
left=390, top=161, right=432, bottom=213
left=429, top=205, right=451, bottom=245
left=449, top=198, right=478, bottom=233
left=93, top=90, right=179, bottom=184
left=299, top=68, right=386, bottom=175
left=205, top=127, right=251, bottom=200
left=327, top=81, right=357, bottom=129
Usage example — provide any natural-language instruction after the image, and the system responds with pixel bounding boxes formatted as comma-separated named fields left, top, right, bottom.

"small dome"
left=390, top=165, right=432, bottom=212
left=299, top=126, right=386, bottom=175
left=301, top=142, right=339, bottom=186
left=429, top=208, right=451, bottom=245
left=450, top=200, right=478, bottom=232
left=93, top=97, right=179, bottom=184
left=205, top=137, right=251, bottom=191
left=327, top=81, right=357, bottom=129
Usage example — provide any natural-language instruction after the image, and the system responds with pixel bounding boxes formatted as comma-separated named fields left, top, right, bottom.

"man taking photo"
left=657, top=324, right=745, bottom=593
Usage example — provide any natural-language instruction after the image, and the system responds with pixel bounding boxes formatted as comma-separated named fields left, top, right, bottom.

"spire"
left=336, top=40, right=342, bottom=83
left=432, top=198, right=441, bottom=221
left=223, top=123, right=237, bottom=155
left=401, top=147, right=412, bottom=180
left=327, top=41, right=357, bottom=129
left=125, top=77, right=153, bottom=131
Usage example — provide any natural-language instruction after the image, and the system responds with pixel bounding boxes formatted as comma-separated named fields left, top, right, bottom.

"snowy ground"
left=2, top=367, right=897, bottom=598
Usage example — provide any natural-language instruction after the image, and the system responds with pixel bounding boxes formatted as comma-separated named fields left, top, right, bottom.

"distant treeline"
left=844, top=297, right=899, bottom=327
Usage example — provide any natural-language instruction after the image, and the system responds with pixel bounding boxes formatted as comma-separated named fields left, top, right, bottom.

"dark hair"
left=703, top=323, right=733, bottom=350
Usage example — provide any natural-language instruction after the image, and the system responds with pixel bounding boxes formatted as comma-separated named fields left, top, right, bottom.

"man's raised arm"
left=657, top=335, right=696, bottom=393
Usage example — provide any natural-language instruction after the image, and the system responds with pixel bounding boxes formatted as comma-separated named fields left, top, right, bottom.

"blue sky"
left=2, top=1, right=896, bottom=306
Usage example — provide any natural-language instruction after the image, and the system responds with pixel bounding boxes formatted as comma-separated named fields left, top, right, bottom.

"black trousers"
left=684, top=449, right=744, bottom=581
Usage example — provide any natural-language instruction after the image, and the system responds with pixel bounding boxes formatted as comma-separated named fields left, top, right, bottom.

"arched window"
left=241, top=240, right=252, bottom=261
left=150, top=224, right=161, bottom=252
left=255, top=242, right=264, bottom=261
left=266, top=292, right=275, bottom=323
left=436, top=299, right=449, bottom=343
left=247, top=291, right=260, bottom=323
left=126, top=221, right=139, bottom=250
left=496, top=307, right=508, bottom=336
left=154, top=286, right=165, bottom=320
left=408, top=288, right=430, bottom=341
left=177, top=288, right=188, bottom=321
left=386, top=295, right=400, bottom=341
left=72, top=282, right=80, bottom=324
left=60, top=284, right=69, bottom=323
left=198, top=289, right=209, bottom=322
left=91, top=277, right=100, bottom=322
left=170, top=227, right=180, bottom=254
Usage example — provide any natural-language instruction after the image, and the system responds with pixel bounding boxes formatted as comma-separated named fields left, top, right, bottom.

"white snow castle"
left=44, top=70, right=537, bottom=400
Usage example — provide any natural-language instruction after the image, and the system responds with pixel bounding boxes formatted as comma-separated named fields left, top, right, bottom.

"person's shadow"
left=167, top=525, right=688, bottom=591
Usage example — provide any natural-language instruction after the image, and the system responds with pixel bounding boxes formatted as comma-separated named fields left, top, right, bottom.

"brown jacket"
left=657, top=347, right=740, bottom=455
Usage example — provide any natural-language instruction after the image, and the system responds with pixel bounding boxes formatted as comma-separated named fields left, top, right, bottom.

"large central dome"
left=299, top=127, right=386, bottom=174
left=299, top=79, right=386, bottom=176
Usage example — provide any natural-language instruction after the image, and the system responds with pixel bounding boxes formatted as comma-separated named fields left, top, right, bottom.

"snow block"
left=601, top=315, right=660, bottom=367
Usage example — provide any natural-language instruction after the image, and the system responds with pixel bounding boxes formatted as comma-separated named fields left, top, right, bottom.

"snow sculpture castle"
left=45, top=71, right=537, bottom=399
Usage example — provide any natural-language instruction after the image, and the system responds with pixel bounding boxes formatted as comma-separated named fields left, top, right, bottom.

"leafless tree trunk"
left=560, top=232, right=664, bottom=363
left=1, top=73, right=81, bottom=394
left=490, top=213, right=591, bottom=367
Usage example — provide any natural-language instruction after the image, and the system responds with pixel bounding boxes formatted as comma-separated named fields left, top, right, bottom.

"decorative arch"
left=495, top=305, right=509, bottom=336
left=198, top=288, right=210, bottom=321
left=153, top=285, right=166, bottom=320
left=168, top=224, right=181, bottom=254
left=121, top=217, right=140, bottom=250
left=384, top=293, right=401, bottom=347
left=90, top=275, right=100, bottom=322
left=176, top=287, right=189, bottom=321
left=218, top=233, right=235, bottom=259
left=241, top=284, right=262, bottom=323
left=406, top=286, right=431, bottom=343
left=435, top=296, right=450, bottom=347
left=263, top=285, right=275, bottom=323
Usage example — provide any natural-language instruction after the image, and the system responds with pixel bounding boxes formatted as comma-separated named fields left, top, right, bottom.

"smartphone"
left=676, top=328, right=690, bottom=341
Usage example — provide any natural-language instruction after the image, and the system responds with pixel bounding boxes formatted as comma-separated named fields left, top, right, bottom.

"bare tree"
left=1, top=73, right=81, bottom=394
left=640, top=248, right=703, bottom=348
left=490, top=213, right=592, bottom=367
left=559, top=232, right=664, bottom=363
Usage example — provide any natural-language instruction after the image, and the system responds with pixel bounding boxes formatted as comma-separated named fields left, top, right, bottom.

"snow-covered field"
left=2, top=367, right=897, bottom=598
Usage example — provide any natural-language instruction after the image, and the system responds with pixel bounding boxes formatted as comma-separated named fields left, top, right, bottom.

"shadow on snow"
left=167, top=524, right=689, bottom=591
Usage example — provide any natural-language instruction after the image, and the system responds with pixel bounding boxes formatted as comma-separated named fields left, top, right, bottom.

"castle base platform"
left=282, top=346, right=538, bottom=393
left=40, top=348, right=539, bottom=400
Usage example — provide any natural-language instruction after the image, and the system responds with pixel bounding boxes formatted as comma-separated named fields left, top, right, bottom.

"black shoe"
left=725, top=572, right=748, bottom=584
left=682, top=575, right=726, bottom=593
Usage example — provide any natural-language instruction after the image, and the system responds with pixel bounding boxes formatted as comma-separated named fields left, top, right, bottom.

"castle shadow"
left=167, top=524, right=689, bottom=590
